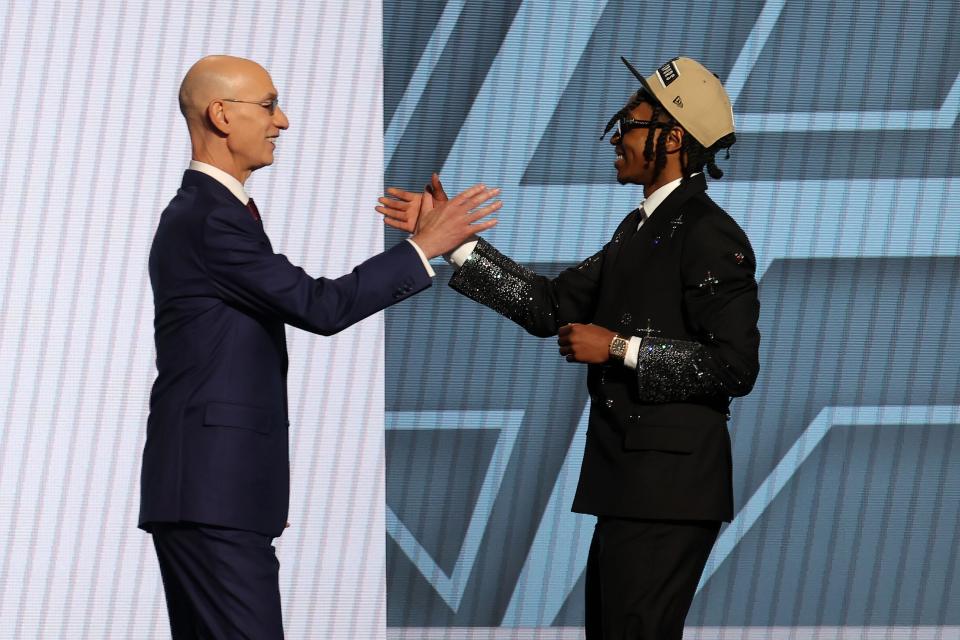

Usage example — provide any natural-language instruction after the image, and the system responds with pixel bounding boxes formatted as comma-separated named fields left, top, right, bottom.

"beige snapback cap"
left=621, top=56, right=735, bottom=148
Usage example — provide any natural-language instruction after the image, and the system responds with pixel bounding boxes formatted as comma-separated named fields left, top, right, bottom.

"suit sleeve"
left=448, top=237, right=606, bottom=337
left=635, top=213, right=760, bottom=402
left=202, top=206, right=431, bottom=335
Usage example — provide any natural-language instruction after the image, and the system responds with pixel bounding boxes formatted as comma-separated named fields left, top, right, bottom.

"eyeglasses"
left=609, top=118, right=669, bottom=139
left=221, top=97, right=280, bottom=115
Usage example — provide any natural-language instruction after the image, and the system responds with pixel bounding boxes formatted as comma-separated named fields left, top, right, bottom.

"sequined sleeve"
left=448, top=236, right=610, bottom=337
left=448, top=238, right=558, bottom=335
left=635, top=337, right=724, bottom=403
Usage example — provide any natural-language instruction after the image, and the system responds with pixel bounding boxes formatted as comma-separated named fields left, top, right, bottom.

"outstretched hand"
left=557, top=323, right=616, bottom=364
left=411, top=183, right=501, bottom=259
left=376, top=187, right=421, bottom=233
left=377, top=173, right=451, bottom=233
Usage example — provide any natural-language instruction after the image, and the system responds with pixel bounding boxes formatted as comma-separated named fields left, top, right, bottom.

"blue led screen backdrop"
left=382, top=0, right=960, bottom=635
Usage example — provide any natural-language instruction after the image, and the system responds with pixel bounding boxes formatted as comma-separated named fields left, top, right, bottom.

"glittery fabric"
left=635, top=336, right=723, bottom=403
left=449, top=238, right=553, bottom=330
left=577, top=252, right=602, bottom=271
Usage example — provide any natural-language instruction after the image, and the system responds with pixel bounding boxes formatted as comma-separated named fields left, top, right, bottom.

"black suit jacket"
left=450, top=174, right=760, bottom=521
left=139, top=170, right=431, bottom=537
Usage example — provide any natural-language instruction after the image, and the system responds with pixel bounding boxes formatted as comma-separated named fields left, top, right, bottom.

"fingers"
left=420, top=190, right=435, bottom=213
left=466, top=187, right=501, bottom=210
left=557, top=324, right=573, bottom=337
left=378, top=196, right=412, bottom=210
left=375, top=206, right=412, bottom=225
left=451, top=183, right=487, bottom=205
left=375, top=203, right=408, bottom=217
left=431, top=173, right=449, bottom=201
left=466, top=200, right=502, bottom=222
left=383, top=217, right=410, bottom=230
left=385, top=187, right=416, bottom=201
left=468, top=218, right=498, bottom=233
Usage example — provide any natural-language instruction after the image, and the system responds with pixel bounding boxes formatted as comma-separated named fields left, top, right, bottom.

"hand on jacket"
left=558, top=323, right=616, bottom=364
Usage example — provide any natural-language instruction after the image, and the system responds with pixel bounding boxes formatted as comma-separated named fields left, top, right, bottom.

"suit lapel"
left=615, top=174, right=708, bottom=267
left=604, top=208, right=642, bottom=268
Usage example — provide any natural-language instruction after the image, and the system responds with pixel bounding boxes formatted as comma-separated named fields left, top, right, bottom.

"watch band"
left=608, top=334, right=628, bottom=362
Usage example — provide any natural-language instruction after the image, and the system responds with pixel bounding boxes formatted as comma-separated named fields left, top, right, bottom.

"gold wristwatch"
left=608, top=334, right=628, bottom=362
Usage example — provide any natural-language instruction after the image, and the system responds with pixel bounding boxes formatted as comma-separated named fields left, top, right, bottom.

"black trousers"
left=151, top=522, right=284, bottom=640
left=584, top=517, right=720, bottom=640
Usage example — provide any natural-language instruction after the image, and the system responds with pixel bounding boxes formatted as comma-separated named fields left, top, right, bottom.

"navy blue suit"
left=140, top=169, right=430, bottom=637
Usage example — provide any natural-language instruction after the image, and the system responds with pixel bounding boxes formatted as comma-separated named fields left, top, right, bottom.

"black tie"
left=625, top=207, right=646, bottom=241
left=636, top=206, right=648, bottom=230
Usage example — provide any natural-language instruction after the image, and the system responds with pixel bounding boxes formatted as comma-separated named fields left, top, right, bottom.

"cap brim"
left=620, top=56, right=656, bottom=97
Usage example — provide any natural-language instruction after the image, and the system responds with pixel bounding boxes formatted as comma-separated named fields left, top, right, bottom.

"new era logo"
left=673, top=95, right=684, bottom=108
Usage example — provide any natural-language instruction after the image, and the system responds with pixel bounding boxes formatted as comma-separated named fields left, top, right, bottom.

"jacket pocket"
left=623, top=425, right=698, bottom=454
left=203, top=401, right=273, bottom=434
left=622, top=403, right=722, bottom=454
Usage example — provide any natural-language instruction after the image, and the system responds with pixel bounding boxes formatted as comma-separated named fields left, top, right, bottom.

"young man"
left=380, top=56, right=760, bottom=638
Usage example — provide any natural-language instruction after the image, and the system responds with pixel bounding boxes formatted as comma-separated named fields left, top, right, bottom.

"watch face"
left=610, top=336, right=627, bottom=358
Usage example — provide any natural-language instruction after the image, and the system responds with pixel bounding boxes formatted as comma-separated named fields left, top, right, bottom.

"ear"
left=206, top=99, right=230, bottom=135
left=665, top=125, right=684, bottom=153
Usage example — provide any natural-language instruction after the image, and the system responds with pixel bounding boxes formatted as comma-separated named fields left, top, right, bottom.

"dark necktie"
left=636, top=206, right=648, bottom=230
left=246, top=197, right=261, bottom=221
left=625, top=206, right=647, bottom=241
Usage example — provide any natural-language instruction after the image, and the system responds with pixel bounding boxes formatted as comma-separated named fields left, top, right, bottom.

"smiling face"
left=609, top=98, right=685, bottom=193
left=221, top=66, right=289, bottom=174
left=179, top=56, right=291, bottom=183
left=610, top=100, right=659, bottom=186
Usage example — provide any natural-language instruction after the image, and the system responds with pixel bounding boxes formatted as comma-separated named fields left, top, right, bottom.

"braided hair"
left=602, top=88, right=736, bottom=182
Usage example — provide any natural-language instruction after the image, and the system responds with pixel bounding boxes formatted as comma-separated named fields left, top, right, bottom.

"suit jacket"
left=139, top=169, right=431, bottom=537
left=450, top=174, right=760, bottom=521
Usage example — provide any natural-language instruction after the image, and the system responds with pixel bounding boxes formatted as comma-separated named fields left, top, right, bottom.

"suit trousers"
left=152, top=522, right=283, bottom=639
left=584, top=516, right=720, bottom=639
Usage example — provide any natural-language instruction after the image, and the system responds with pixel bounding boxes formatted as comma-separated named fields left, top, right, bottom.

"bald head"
left=178, top=55, right=288, bottom=183
left=179, top=55, right=270, bottom=124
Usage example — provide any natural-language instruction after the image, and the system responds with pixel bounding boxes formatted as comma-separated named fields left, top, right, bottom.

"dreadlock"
left=603, top=89, right=736, bottom=182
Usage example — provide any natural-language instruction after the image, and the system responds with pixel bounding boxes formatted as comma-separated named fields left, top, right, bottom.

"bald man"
left=139, top=56, right=500, bottom=638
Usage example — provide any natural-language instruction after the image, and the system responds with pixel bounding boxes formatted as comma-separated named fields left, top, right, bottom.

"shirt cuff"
left=623, top=336, right=641, bottom=370
left=406, top=238, right=436, bottom=278
left=446, top=239, right=479, bottom=268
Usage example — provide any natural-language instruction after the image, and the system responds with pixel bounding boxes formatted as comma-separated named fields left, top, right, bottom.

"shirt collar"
left=188, top=160, right=250, bottom=205
left=640, top=172, right=701, bottom=217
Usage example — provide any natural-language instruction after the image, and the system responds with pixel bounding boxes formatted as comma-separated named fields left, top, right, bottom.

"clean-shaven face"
left=224, top=68, right=290, bottom=173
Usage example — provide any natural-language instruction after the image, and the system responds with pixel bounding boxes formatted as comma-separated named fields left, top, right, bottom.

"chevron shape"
left=385, top=409, right=524, bottom=612
left=697, top=404, right=960, bottom=591
left=384, top=0, right=467, bottom=165
left=505, top=404, right=960, bottom=625
left=726, top=0, right=960, bottom=132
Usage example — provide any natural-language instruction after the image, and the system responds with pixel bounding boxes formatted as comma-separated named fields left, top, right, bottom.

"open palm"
left=377, top=173, right=450, bottom=233
left=376, top=187, right=421, bottom=233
